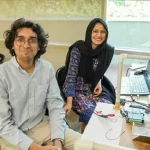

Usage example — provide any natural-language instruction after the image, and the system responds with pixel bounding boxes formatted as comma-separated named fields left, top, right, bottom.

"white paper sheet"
left=82, top=102, right=123, bottom=145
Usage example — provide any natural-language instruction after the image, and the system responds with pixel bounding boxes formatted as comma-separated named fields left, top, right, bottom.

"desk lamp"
left=113, top=54, right=150, bottom=110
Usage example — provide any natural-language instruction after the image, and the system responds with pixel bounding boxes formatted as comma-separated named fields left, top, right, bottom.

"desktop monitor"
left=74, top=138, right=135, bottom=150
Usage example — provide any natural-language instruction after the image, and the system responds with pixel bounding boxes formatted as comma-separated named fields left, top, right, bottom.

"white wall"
left=0, top=0, right=106, bottom=70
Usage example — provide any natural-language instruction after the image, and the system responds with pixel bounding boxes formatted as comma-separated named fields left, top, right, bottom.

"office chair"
left=101, top=75, right=116, bottom=104
left=55, top=66, right=116, bottom=115
left=0, top=54, right=5, bottom=64
left=55, top=66, right=79, bottom=115
left=55, top=66, right=67, bottom=101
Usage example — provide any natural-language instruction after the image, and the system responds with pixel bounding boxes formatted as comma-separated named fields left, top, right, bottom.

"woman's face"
left=91, top=23, right=107, bottom=49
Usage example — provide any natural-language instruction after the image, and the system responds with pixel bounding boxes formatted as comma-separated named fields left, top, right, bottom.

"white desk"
left=82, top=102, right=122, bottom=145
left=81, top=98, right=150, bottom=150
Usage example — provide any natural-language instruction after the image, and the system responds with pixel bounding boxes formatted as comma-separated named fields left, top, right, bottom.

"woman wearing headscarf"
left=63, top=18, right=114, bottom=133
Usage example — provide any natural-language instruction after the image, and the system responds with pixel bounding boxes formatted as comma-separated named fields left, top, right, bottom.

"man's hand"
left=53, top=139, right=62, bottom=150
left=93, top=83, right=102, bottom=97
left=63, top=103, right=72, bottom=115
left=29, top=142, right=59, bottom=150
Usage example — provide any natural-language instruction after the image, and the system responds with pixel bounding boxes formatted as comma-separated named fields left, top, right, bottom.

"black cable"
left=130, top=95, right=150, bottom=108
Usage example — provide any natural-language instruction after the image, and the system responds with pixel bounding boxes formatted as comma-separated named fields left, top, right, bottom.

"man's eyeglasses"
left=15, top=36, right=38, bottom=48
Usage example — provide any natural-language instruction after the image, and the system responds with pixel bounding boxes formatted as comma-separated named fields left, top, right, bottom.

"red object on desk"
left=107, top=114, right=115, bottom=117
left=94, top=110, right=115, bottom=118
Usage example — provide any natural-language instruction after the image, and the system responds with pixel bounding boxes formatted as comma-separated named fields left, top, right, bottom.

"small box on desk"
left=126, top=112, right=144, bottom=123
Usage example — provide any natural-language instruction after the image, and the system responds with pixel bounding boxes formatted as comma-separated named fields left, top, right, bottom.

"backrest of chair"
left=101, top=76, right=116, bottom=104
left=0, top=54, right=5, bottom=64
left=55, top=66, right=67, bottom=100
left=45, top=66, right=67, bottom=116
left=56, top=66, right=80, bottom=115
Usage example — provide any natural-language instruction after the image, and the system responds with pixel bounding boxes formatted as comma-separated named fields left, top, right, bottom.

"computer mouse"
left=134, top=70, right=145, bottom=75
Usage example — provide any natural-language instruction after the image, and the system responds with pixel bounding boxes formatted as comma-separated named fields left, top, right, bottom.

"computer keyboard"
left=121, top=76, right=150, bottom=95
left=129, top=76, right=149, bottom=93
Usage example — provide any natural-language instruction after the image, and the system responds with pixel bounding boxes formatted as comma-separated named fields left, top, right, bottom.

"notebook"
left=121, top=61, right=150, bottom=96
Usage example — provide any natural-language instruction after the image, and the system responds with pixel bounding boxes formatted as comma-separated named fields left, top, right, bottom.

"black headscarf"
left=65, top=18, right=114, bottom=92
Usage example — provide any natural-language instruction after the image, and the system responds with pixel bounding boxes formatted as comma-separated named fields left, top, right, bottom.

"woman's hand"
left=63, top=97, right=73, bottom=115
left=63, top=103, right=72, bottom=115
left=93, top=83, right=102, bottom=97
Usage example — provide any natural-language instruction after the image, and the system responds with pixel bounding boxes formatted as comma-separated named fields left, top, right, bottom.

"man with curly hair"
left=0, top=18, right=80, bottom=150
